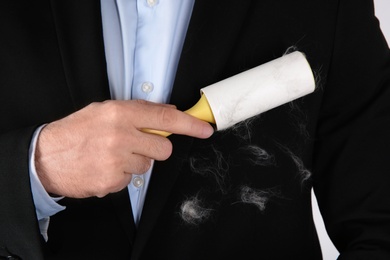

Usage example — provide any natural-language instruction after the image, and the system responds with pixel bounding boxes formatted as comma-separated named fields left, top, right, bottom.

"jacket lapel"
left=109, top=188, right=137, bottom=248
left=49, top=0, right=110, bottom=109
left=131, top=1, right=253, bottom=259
left=170, top=0, right=254, bottom=110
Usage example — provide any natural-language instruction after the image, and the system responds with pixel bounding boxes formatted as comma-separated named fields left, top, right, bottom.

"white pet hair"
left=224, top=115, right=258, bottom=142
left=179, top=195, right=213, bottom=225
left=313, top=65, right=324, bottom=91
left=239, top=186, right=271, bottom=212
left=189, top=146, right=230, bottom=194
left=277, top=144, right=312, bottom=185
left=289, top=152, right=312, bottom=184
left=283, top=45, right=299, bottom=56
left=288, top=101, right=311, bottom=141
left=239, top=144, right=274, bottom=166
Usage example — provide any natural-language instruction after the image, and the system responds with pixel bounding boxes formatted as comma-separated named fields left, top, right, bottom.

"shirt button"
left=146, top=0, right=159, bottom=8
left=141, top=82, right=154, bottom=93
left=132, top=176, right=144, bottom=188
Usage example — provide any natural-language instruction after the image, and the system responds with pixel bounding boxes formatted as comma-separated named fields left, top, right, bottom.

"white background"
left=375, top=0, right=390, bottom=41
left=313, top=0, right=390, bottom=259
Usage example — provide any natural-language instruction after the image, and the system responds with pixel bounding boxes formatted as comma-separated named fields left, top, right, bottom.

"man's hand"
left=35, top=100, right=214, bottom=198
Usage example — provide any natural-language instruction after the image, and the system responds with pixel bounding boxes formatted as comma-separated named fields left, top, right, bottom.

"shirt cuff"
left=29, top=125, right=66, bottom=220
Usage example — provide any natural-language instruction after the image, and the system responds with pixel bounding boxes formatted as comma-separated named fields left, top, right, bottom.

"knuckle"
left=96, top=181, right=110, bottom=196
left=104, top=134, right=122, bottom=151
left=127, top=155, right=152, bottom=174
left=97, top=173, right=121, bottom=195
left=138, top=158, right=152, bottom=173
left=162, top=139, right=173, bottom=159
left=131, top=158, right=151, bottom=174
left=87, top=102, right=98, bottom=109
left=102, top=101, right=122, bottom=122
left=156, top=138, right=173, bottom=160
left=95, top=187, right=109, bottom=198
left=88, top=101, right=105, bottom=109
left=135, top=99, right=148, bottom=106
left=143, top=136, right=173, bottom=161
left=158, top=107, right=177, bottom=128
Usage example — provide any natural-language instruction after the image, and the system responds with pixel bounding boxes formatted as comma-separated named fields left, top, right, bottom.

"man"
left=1, top=0, right=390, bottom=259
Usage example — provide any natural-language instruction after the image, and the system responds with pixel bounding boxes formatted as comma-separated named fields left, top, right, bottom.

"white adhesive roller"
left=144, top=51, right=315, bottom=136
left=200, top=51, right=315, bottom=130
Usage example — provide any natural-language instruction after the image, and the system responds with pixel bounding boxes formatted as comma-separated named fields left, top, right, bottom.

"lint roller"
left=144, top=51, right=315, bottom=137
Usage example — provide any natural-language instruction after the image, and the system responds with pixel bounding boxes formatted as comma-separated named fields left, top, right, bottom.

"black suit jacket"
left=1, top=0, right=390, bottom=259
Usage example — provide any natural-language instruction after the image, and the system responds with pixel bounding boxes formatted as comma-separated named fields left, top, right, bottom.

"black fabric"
left=1, top=0, right=390, bottom=259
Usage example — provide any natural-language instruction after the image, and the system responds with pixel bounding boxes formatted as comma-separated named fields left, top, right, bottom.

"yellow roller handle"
left=142, top=94, right=216, bottom=137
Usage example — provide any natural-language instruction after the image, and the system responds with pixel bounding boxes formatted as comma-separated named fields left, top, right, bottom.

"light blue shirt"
left=100, top=0, right=194, bottom=224
left=29, top=0, right=194, bottom=240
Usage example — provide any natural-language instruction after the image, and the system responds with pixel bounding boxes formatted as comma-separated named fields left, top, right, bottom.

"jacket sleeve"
left=313, top=0, right=390, bottom=259
left=0, top=128, right=45, bottom=260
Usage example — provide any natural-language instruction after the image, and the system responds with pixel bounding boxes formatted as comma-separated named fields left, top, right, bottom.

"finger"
left=126, top=130, right=173, bottom=161
left=131, top=103, right=214, bottom=139
left=125, top=153, right=153, bottom=174
left=154, top=108, right=214, bottom=139
left=133, top=99, right=177, bottom=109
left=95, top=155, right=150, bottom=197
